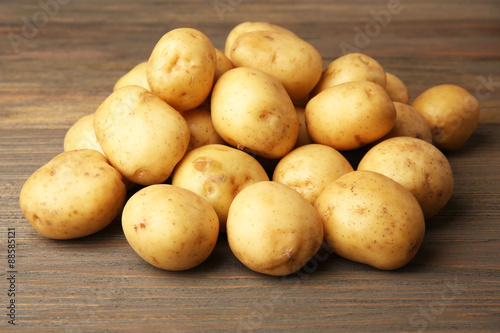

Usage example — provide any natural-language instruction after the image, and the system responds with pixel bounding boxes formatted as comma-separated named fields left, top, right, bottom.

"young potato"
left=211, top=67, right=299, bottom=159
left=122, top=184, right=219, bottom=271
left=64, top=113, right=104, bottom=155
left=412, top=84, right=480, bottom=151
left=305, top=80, right=397, bottom=150
left=227, top=181, right=324, bottom=276
left=214, top=48, right=234, bottom=84
left=182, top=103, right=226, bottom=152
left=310, top=53, right=386, bottom=97
left=315, top=170, right=425, bottom=270
left=147, top=28, right=216, bottom=111
left=358, top=137, right=454, bottom=218
left=230, top=30, right=323, bottom=101
left=294, top=105, right=314, bottom=148
left=172, top=144, right=269, bottom=231
left=381, top=102, right=432, bottom=143
left=19, top=150, right=126, bottom=240
left=113, top=61, right=150, bottom=92
left=224, top=21, right=296, bottom=59
left=94, top=85, right=190, bottom=185
left=273, top=144, right=353, bottom=205
left=385, top=72, right=410, bottom=104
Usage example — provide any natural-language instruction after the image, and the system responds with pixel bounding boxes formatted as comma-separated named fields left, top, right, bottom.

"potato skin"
left=412, top=84, right=480, bottom=151
left=227, top=181, right=324, bottom=276
left=214, top=48, right=234, bottom=84
left=381, top=102, right=432, bottom=143
left=385, top=72, right=410, bottom=104
left=273, top=144, right=353, bottom=205
left=64, top=113, right=104, bottom=155
left=182, top=103, right=226, bottom=152
left=147, top=28, right=216, bottom=111
left=211, top=67, right=299, bottom=159
left=172, top=144, right=269, bottom=231
left=94, top=85, right=190, bottom=185
left=305, top=80, right=397, bottom=150
left=230, top=30, right=323, bottom=101
left=122, top=184, right=219, bottom=271
left=358, top=137, right=454, bottom=218
left=113, top=61, right=150, bottom=92
left=311, top=53, right=386, bottom=97
left=315, top=170, right=425, bottom=270
left=19, top=150, right=126, bottom=240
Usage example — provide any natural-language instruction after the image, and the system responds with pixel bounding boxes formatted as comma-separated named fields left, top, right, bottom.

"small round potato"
left=227, top=181, right=324, bottom=276
left=294, top=105, right=314, bottom=148
left=64, top=113, right=104, bottom=155
left=357, top=137, right=454, bottom=218
left=311, top=53, right=386, bottom=97
left=182, top=104, right=226, bottom=152
left=19, top=149, right=126, bottom=240
left=273, top=144, right=353, bottom=205
left=211, top=67, right=299, bottom=159
left=147, top=28, right=216, bottom=111
left=385, top=72, right=410, bottom=104
left=412, top=84, right=480, bottom=151
left=122, top=184, right=219, bottom=271
left=305, top=80, right=397, bottom=150
left=94, top=85, right=190, bottom=185
left=172, top=144, right=269, bottom=231
left=214, top=48, right=234, bottom=84
left=230, top=30, right=323, bottom=101
left=381, top=102, right=432, bottom=143
left=315, top=170, right=425, bottom=270
left=224, top=21, right=296, bottom=59
left=113, top=61, right=150, bottom=92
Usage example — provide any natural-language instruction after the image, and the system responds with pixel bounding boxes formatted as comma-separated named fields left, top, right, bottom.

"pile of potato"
left=19, top=22, right=480, bottom=276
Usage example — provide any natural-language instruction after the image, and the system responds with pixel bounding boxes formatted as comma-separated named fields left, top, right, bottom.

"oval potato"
left=64, top=113, right=104, bottom=155
left=113, top=61, right=150, bottom=92
left=182, top=103, right=226, bottom=152
left=381, top=102, right=432, bottom=143
left=385, top=72, right=410, bottom=104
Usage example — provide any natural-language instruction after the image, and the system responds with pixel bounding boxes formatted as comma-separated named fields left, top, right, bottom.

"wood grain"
left=1, top=0, right=499, bottom=331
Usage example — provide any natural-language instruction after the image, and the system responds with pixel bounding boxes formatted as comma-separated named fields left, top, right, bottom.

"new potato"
left=385, top=72, right=410, bottom=104
left=113, top=61, right=150, bottom=92
left=227, top=181, right=324, bottom=276
left=122, top=184, right=219, bottom=271
left=94, top=85, right=190, bottom=185
left=181, top=103, right=226, bottom=152
left=63, top=113, right=104, bottom=155
left=19, top=149, right=126, bottom=240
left=172, top=144, right=269, bottom=231
left=315, top=170, right=425, bottom=270
left=381, top=102, right=432, bottom=143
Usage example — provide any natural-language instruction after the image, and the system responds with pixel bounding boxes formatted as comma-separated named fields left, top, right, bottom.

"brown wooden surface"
left=1, top=0, right=499, bottom=331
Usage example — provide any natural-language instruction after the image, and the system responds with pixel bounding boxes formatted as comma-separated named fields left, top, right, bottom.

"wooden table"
left=1, top=0, right=499, bottom=331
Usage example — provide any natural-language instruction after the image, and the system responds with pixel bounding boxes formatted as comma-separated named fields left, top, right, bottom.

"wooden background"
left=1, top=0, right=499, bottom=331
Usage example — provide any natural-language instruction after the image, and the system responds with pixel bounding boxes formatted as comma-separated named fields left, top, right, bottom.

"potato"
left=305, top=80, right=397, bottom=150
left=147, top=28, right=216, bottom=111
left=310, top=53, right=386, bottom=97
left=211, top=67, right=299, bottom=159
left=19, top=150, right=126, bottom=240
left=412, top=84, right=480, bottom=151
left=113, top=61, right=150, bottom=92
left=172, top=144, right=269, bottom=231
left=94, top=85, right=190, bottom=185
left=230, top=30, right=323, bottom=101
left=122, top=184, right=219, bottom=271
left=182, top=103, right=226, bottom=152
left=385, top=72, right=410, bottom=104
left=294, top=105, right=313, bottom=148
left=64, top=113, right=104, bottom=155
left=227, top=181, right=324, bottom=276
left=224, top=21, right=296, bottom=59
left=357, top=137, right=454, bottom=218
left=315, top=170, right=425, bottom=270
left=381, top=102, right=432, bottom=143
left=273, top=144, right=353, bottom=205
left=214, top=48, right=234, bottom=84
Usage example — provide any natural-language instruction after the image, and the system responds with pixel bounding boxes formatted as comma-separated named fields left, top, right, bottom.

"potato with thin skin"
left=172, top=144, right=269, bottom=231
left=19, top=149, right=126, bottom=240
left=182, top=104, right=226, bottom=152
left=381, top=102, right=432, bottom=143
left=122, top=184, right=219, bottom=271
left=147, top=28, right=216, bottom=111
left=64, top=113, right=104, bottom=155
left=315, top=170, right=425, bottom=270
left=358, top=137, right=454, bottom=218
left=294, top=105, right=313, bottom=148
left=214, top=48, right=234, bottom=84
left=227, top=181, right=324, bottom=276
left=113, top=61, right=150, bottom=92
left=273, top=144, right=353, bottom=205
left=385, top=72, right=410, bottom=104
left=94, top=85, right=190, bottom=185
left=211, top=67, right=299, bottom=159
